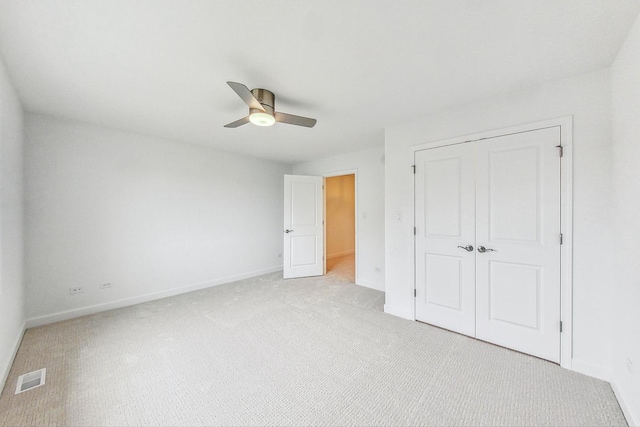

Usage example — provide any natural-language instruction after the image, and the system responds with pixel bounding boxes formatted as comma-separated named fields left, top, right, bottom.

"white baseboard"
left=383, top=304, right=414, bottom=320
left=327, top=249, right=355, bottom=260
left=1, top=322, right=26, bottom=391
left=356, top=278, right=384, bottom=292
left=612, top=380, right=638, bottom=427
left=26, top=265, right=283, bottom=328
left=571, top=358, right=612, bottom=382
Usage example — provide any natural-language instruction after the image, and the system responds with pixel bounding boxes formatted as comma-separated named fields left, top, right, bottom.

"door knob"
left=285, top=229, right=294, bottom=233
left=477, top=246, right=496, bottom=253
left=457, top=245, right=474, bottom=252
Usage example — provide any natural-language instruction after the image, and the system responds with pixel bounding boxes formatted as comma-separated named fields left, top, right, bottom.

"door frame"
left=323, top=169, right=358, bottom=284
left=411, top=116, right=573, bottom=370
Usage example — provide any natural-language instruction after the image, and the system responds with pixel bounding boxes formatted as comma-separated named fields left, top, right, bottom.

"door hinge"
left=560, top=321, right=563, bottom=333
left=414, top=227, right=416, bottom=235
left=412, top=165, right=416, bottom=174
left=556, top=145, right=563, bottom=157
left=414, top=289, right=417, bottom=297
left=560, top=233, right=563, bottom=244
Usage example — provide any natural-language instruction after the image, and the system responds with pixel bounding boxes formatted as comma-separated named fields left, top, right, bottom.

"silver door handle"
left=285, top=229, right=294, bottom=233
left=477, top=246, right=496, bottom=253
left=457, top=245, right=474, bottom=252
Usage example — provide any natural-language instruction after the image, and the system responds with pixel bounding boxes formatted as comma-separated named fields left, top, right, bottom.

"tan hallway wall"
left=325, top=175, right=355, bottom=258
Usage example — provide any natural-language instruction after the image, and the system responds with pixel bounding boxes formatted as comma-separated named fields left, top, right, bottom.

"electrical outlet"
left=277, top=253, right=282, bottom=258
left=69, top=287, right=84, bottom=295
left=99, top=282, right=112, bottom=289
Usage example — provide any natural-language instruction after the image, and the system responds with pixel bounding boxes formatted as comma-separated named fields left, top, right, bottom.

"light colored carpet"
left=0, top=257, right=626, bottom=426
left=326, top=252, right=355, bottom=282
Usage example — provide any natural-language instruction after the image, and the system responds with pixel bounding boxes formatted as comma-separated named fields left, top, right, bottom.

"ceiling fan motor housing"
left=251, top=88, right=275, bottom=116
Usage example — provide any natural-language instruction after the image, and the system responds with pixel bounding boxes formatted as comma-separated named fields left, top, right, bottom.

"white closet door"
left=475, top=127, right=561, bottom=363
left=415, top=144, right=476, bottom=337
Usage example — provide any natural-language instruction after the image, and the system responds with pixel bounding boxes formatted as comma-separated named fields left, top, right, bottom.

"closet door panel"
left=475, top=127, right=561, bottom=363
left=415, top=144, right=476, bottom=337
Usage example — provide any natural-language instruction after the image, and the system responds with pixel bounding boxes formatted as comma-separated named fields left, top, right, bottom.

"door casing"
left=411, top=116, right=573, bottom=370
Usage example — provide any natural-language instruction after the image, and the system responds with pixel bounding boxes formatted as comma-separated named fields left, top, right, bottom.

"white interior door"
left=475, top=127, right=561, bottom=363
left=283, top=174, right=324, bottom=279
left=415, top=144, right=477, bottom=337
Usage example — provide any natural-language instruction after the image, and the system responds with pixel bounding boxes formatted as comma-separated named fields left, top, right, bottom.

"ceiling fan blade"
left=227, top=81, right=265, bottom=112
left=275, top=112, right=317, bottom=128
left=224, top=116, right=250, bottom=128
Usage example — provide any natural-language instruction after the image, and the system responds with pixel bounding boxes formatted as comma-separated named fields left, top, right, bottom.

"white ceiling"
left=0, top=1, right=638, bottom=164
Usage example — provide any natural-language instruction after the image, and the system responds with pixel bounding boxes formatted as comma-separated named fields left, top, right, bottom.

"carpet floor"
left=0, top=257, right=626, bottom=426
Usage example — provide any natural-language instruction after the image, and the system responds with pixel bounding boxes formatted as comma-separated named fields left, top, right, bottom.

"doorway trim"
left=323, top=169, right=358, bottom=285
left=411, top=116, right=573, bottom=370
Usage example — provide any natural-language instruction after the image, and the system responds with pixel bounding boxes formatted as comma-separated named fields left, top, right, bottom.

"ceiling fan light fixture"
left=249, top=111, right=275, bottom=126
left=224, top=82, right=316, bottom=128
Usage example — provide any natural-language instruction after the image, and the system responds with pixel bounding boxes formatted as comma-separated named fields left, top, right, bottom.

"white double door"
left=415, top=127, right=561, bottom=363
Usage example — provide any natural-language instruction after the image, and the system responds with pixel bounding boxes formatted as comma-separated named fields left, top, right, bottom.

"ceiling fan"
left=223, top=81, right=317, bottom=128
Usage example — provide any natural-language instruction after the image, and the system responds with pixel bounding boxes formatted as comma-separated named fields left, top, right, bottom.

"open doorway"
left=324, top=174, right=356, bottom=282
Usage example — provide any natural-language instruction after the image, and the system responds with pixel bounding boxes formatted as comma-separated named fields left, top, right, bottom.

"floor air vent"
left=15, top=368, right=46, bottom=394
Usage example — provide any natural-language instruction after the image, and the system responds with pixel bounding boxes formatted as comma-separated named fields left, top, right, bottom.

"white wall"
left=611, top=13, right=640, bottom=425
left=0, top=57, right=25, bottom=387
left=385, top=69, right=613, bottom=378
left=293, top=147, right=385, bottom=291
left=25, top=114, right=290, bottom=324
